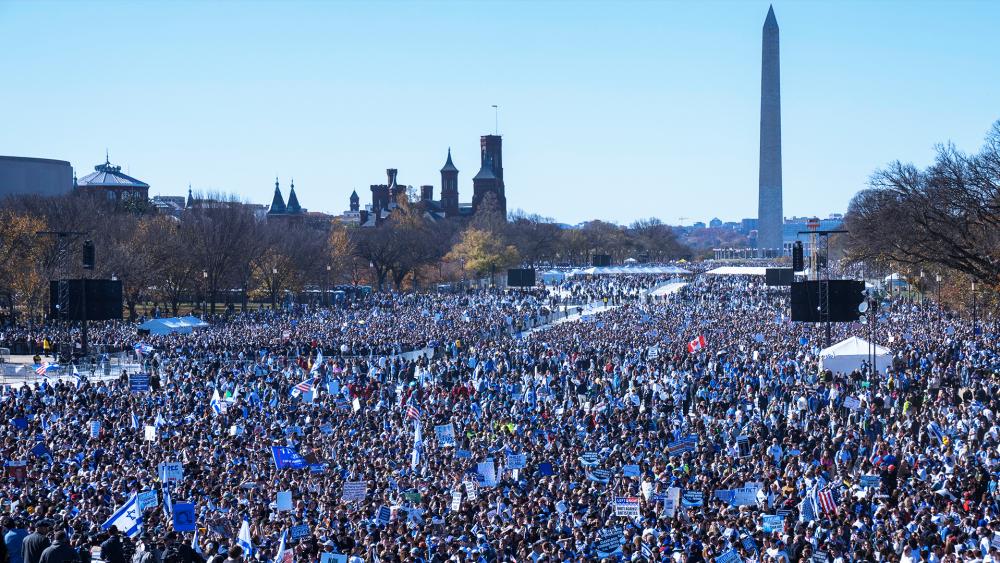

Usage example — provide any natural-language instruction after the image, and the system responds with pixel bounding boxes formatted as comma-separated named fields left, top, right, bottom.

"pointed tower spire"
left=269, top=177, right=286, bottom=215
left=286, top=178, right=302, bottom=213
left=441, top=147, right=458, bottom=173
left=186, top=183, right=194, bottom=208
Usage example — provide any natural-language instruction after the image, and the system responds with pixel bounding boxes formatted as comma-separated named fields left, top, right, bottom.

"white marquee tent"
left=138, top=315, right=210, bottom=336
left=819, top=336, right=892, bottom=375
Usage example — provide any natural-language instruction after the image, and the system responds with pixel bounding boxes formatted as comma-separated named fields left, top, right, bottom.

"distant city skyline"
left=1, top=1, right=998, bottom=225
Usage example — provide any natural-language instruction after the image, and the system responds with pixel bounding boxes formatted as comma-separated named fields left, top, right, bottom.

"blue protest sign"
left=539, top=462, right=554, bottom=476
left=172, top=503, right=196, bottom=531
left=456, top=450, right=472, bottom=459
left=129, top=374, right=150, bottom=393
left=376, top=505, right=392, bottom=526
left=11, top=418, right=28, bottom=430
left=290, top=524, right=310, bottom=540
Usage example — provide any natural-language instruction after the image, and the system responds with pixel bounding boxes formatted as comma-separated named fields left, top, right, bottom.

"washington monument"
left=757, top=5, right=783, bottom=252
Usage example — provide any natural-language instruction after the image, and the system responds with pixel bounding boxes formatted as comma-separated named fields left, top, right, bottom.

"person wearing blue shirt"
left=4, top=518, right=28, bottom=563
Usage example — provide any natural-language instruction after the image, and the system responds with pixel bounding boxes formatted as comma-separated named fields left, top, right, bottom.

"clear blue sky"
left=1, top=1, right=997, bottom=226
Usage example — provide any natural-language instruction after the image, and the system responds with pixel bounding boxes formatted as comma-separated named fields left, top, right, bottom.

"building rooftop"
left=76, top=155, right=149, bottom=189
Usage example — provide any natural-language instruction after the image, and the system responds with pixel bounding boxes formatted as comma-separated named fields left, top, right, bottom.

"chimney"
left=420, top=185, right=433, bottom=201
left=386, top=169, right=398, bottom=186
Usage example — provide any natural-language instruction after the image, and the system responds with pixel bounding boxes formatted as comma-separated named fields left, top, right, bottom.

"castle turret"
left=286, top=179, right=302, bottom=213
left=440, top=148, right=459, bottom=217
left=349, top=190, right=360, bottom=212
left=268, top=177, right=286, bottom=214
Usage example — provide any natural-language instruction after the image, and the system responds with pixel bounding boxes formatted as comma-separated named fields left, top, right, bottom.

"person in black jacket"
left=38, top=532, right=77, bottom=563
left=21, top=521, right=51, bottom=563
left=100, top=528, right=126, bottom=563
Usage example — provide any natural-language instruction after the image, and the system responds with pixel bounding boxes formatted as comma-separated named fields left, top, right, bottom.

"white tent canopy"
left=819, top=336, right=892, bottom=375
left=540, top=270, right=566, bottom=284
left=566, top=265, right=692, bottom=277
left=138, top=315, right=210, bottom=336
left=706, top=266, right=808, bottom=276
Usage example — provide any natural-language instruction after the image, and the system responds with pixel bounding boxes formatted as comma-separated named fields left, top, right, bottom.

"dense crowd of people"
left=0, top=271, right=998, bottom=563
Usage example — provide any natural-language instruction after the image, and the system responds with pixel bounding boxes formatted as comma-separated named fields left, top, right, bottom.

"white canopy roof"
left=566, top=265, right=692, bottom=277
left=139, top=315, right=210, bottom=336
left=819, top=336, right=892, bottom=375
left=706, top=266, right=808, bottom=276
left=820, top=336, right=890, bottom=357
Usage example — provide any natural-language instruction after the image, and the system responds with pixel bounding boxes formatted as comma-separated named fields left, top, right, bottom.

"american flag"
left=294, top=377, right=315, bottom=394
left=817, top=488, right=837, bottom=514
left=687, top=335, right=707, bottom=354
left=406, top=402, right=421, bottom=421
left=35, top=362, right=58, bottom=375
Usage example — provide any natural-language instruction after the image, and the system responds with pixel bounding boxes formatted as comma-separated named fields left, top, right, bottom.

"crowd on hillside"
left=0, top=272, right=998, bottom=563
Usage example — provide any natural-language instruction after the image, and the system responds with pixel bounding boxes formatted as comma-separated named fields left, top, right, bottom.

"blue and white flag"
left=237, top=519, right=254, bottom=557
left=131, top=413, right=141, bottom=430
left=310, top=351, right=323, bottom=374
left=162, top=485, right=174, bottom=518
left=210, top=390, right=224, bottom=416
left=274, top=529, right=291, bottom=563
left=191, top=528, right=203, bottom=556
left=102, top=493, right=142, bottom=538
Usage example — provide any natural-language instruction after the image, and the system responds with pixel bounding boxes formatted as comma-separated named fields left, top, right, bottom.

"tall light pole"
left=972, top=280, right=979, bottom=335
left=935, top=273, right=942, bottom=322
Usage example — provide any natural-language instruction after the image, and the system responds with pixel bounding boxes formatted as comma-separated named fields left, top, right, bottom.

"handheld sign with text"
left=137, top=490, right=159, bottom=510
left=341, top=481, right=368, bottom=502
left=129, top=373, right=150, bottom=393
left=613, top=497, right=641, bottom=518
left=158, top=462, right=184, bottom=483
left=290, top=525, right=310, bottom=540
left=762, top=514, right=784, bottom=533
left=596, top=527, right=624, bottom=559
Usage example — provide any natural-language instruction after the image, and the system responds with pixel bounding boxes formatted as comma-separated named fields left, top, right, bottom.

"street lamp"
left=326, top=265, right=332, bottom=307
left=972, top=280, right=979, bottom=335
left=935, top=273, right=942, bottom=321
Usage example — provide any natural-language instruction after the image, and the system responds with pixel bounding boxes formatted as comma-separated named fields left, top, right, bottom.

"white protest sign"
left=844, top=396, right=861, bottom=410
left=144, top=425, right=156, bottom=441
left=613, top=496, right=641, bottom=518
left=451, top=491, right=462, bottom=512
left=158, top=462, right=184, bottom=483
left=731, top=486, right=760, bottom=507
left=90, top=421, right=101, bottom=438
left=341, top=481, right=368, bottom=502
left=464, top=480, right=478, bottom=501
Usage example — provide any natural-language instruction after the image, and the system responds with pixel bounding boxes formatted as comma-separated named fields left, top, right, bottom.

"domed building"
left=75, top=154, right=149, bottom=204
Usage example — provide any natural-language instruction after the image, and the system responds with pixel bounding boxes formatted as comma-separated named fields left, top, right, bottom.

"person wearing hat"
left=38, top=532, right=77, bottom=563
left=21, top=521, right=51, bottom=563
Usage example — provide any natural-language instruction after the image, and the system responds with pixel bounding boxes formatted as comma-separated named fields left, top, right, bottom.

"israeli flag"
left=274, top=529, right=288, bottom=563
left=237, top=519, right=254, bottom=557
left=310, top=351, right=323, bottom=373
left=102, top=493, right=142, bottom=538
left=210, top=390, right=223, bottom=416
left=162, top=485, right=173, bottom=518
left=131, top=414, right=140, bottom=430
